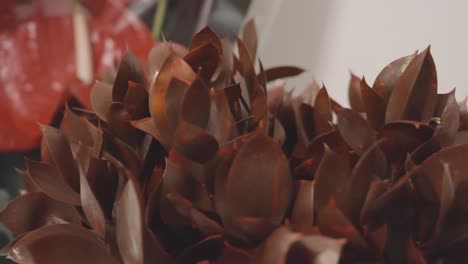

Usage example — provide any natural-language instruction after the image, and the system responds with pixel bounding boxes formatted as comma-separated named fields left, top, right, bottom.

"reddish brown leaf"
left=314, top=87, right=333, bottom=135
left=313, top=146, right=350, bottom=212
left=116, top=177, right=145, bottom=264
left=434, top=89, right=460, bottom=147
left=260, top=66, right=305, bottom=83
left=343, top=142, right=387, bottom=225
left=176, top=235, right=224, bottom=263
left=190, top=27, right=223, bottom=56
left=123, top=81, right=149, bottom=120
left=40, top=124, right=80, bottom=193
left=26, top=159, right=81, bottom=205
left=217, top=242, right=251, bottom=264
left=291, top=180, right=315, bottom=233
left=361, top=77, right=386, bottom=130
left=165, top=78, right=190, bottom=130
left=360, top=180, right=390, bottom=230
left=9, top=224, right=118, bottom=264
left=148, top=42, right=188, bottom=75
left=337, top=108, right=376, bottom=155
left=90, top=81, right=113, bottom=123
left=317, top=200, right=368, bottom=250
left=166, top=192, right=223, bottom=236
left=348, top=73, right=364, bottom=112
left=174, top=120, right=219, bottom=163
left=0, top=192, right=80, bottom=236
left=386, top=47, right=438, bottom=122
left=80, top=164, right=106, bottom=238
left=235, top=36, right=259, bottom=101
left=181, top=76, right=211, bottom=128
left=184, top=43, right=220, bottom=81
left=208, top=89, right=238, bottom=145
left=149, top=54, right=197, bottom=149
left=373, top=51, right=417, bottom=102
left=241, top=19, right=258, bottom=60
left=112, top=49, right=146, bottom=103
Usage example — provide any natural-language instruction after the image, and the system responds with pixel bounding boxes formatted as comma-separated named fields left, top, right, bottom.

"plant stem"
left=152, top=0, right=168, bottom=40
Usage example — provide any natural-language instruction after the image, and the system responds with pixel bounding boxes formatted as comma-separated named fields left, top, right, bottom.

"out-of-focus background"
left=1, top=0, right=468, bottom=261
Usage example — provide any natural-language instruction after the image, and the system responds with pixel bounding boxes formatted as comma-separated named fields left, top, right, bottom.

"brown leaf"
left=0, top=192, right=80, bottom=236
left=181, top=76, right=211, bottom=128
left=207, top=89, right=238, bottom=145
left=343, top=141, right=387, bottom=226
left=80, top=159, right=108, bottom=237
left=249, top=83, right=268, bottom=130
left=386, top=47, right=438, bottom=122
left=241, top=19, right=258, bottom=60
left=337, top=108, right=376, bottom=155
left=313, top=146, right=350, bottom=212
left=131, top=118, right=168, bottom=148
left=317, top=200, right=368, bottom=250
left=190, top=27, right=223, bottom=56
left=174, top=120, right=219, bottom=163
left=90, top=81, right=113, bottom=122
left=123, top=81, right=149, bottom=120
left=379, top=121, right=434, bottom=163
left=176, top=235, right=224, bottom=263
left=348, top=73, right=364, bottom=112
left=434, top=89, right=460, bottom=147
left=226, top=131, right=292, bottom=222
left=217, top=242, right=251, bottom=264
left=9, top=224, right=118, bottom=264
left=148, top=42, right=188, bottom=75
left=251, top=226, right=302, bottom=264
left=373, top=51, right=417, bottom=102
left=165, top=78, right=190, bottom=130
left=361, top=77, right=386, bottom=130
left=85, top=157, right=117, bottom=219
left=260, top=66, right=305, bottom=83
left=184, top=43, right=220, bottom=81
left=149, top=53, right=197, bottom=149
left=40, top=124, right=80, bottom=193
left=113, top=49, right=146, bottom=103
left=235, top=36, right=259, bottom=101
left=26, top=159, right=81, bottom=205
left=166, top=192, right=223, bottom=236
left=314, top=87, right=333, bottom=135
left=291, top=180, right=315, bottom=233
left=360, top=180, right=389, bottom=230
left=116, top=177, right=145, bottom=264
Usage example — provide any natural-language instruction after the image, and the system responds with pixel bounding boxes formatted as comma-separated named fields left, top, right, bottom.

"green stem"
left=152, top=0, right=168, bottom=40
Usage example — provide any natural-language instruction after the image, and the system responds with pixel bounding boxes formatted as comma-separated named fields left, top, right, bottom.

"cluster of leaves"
left=2, top=20, right=468, bottom=264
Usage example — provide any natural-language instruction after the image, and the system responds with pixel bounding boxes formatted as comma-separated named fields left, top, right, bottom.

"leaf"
left=26, top=159, right=81, bottom=205
left=313, top=146, right=350, bottom=212
left=314, top=87, right=333, bottom=135
left=165, top=78, right=190, bottom=130
left=217, top=242, right=251, bottom=264
left=291, top=180, right=315, bottom=233
left=348, top=73, right=364, bottom=112
left=235, top=36, right=259, bottom=101
left=60, top=106, right=95, bottom=147
left=317, top=200, right=368, bottom=250
left=343, top=142, right=387, bottom=226
left=123, top=81, right=149, bottom=120
left=336, top=108, right=376, bottom=155
left=241, top=19, right=258, bottom=60
left=112, top=49, right=146, bottom=103
left=166, top=192, right=223, bottom=236
left=90, top=81, right=113, bottom=123
left=361, top=77, right=386, bottom=130
left=249, top=83, right=268, bottom=130
left=379, top=121, right=434, bottom=162
left=251, top=226, right=302, bottom=264
left=85, top=157, right=117, bottom=219
left=226, top=131, right=293, bottom=224
left=260, top=66, right=305, bottom=83
left=176, top=235, right=224, bottom=263
left=80, top=160, right=107, bottom=238
left=434, top=89, right=460, bottom=147
left=148, top=42, right=188, bottom=75
left=184, top=43, right=220, bottom=81
left=181, top=76, right=211, bottom=128
left=190, top=27, right=223, bottom=56
left=373, top=51, right=417, bottom=102
left=0, top=192, right=80, bottom=236
left=386, top=47, right=438, bottom=122
left=116, top=177, right=145, bottom=264
left=174, top=120, right=219, bottom=163
left=8, top=224, right=118, bottom=264
left=106, top=102, right=142, bottom=146
left=287, top=235, right=344, bottom=264
left=360, top=180, right=389, bottom=230
left=207, top=89, right=238, bottom=145
left=40, top=125, right=80, bottom=193
left=149, top=53, right=197, bottom=149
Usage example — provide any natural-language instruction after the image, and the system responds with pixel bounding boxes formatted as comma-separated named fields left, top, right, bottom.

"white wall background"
left=247, top=0, right=468, bottom=106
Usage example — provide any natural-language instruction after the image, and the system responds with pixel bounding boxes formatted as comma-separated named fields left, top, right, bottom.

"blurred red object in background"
left=0, top=0, right=153, bottom=151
